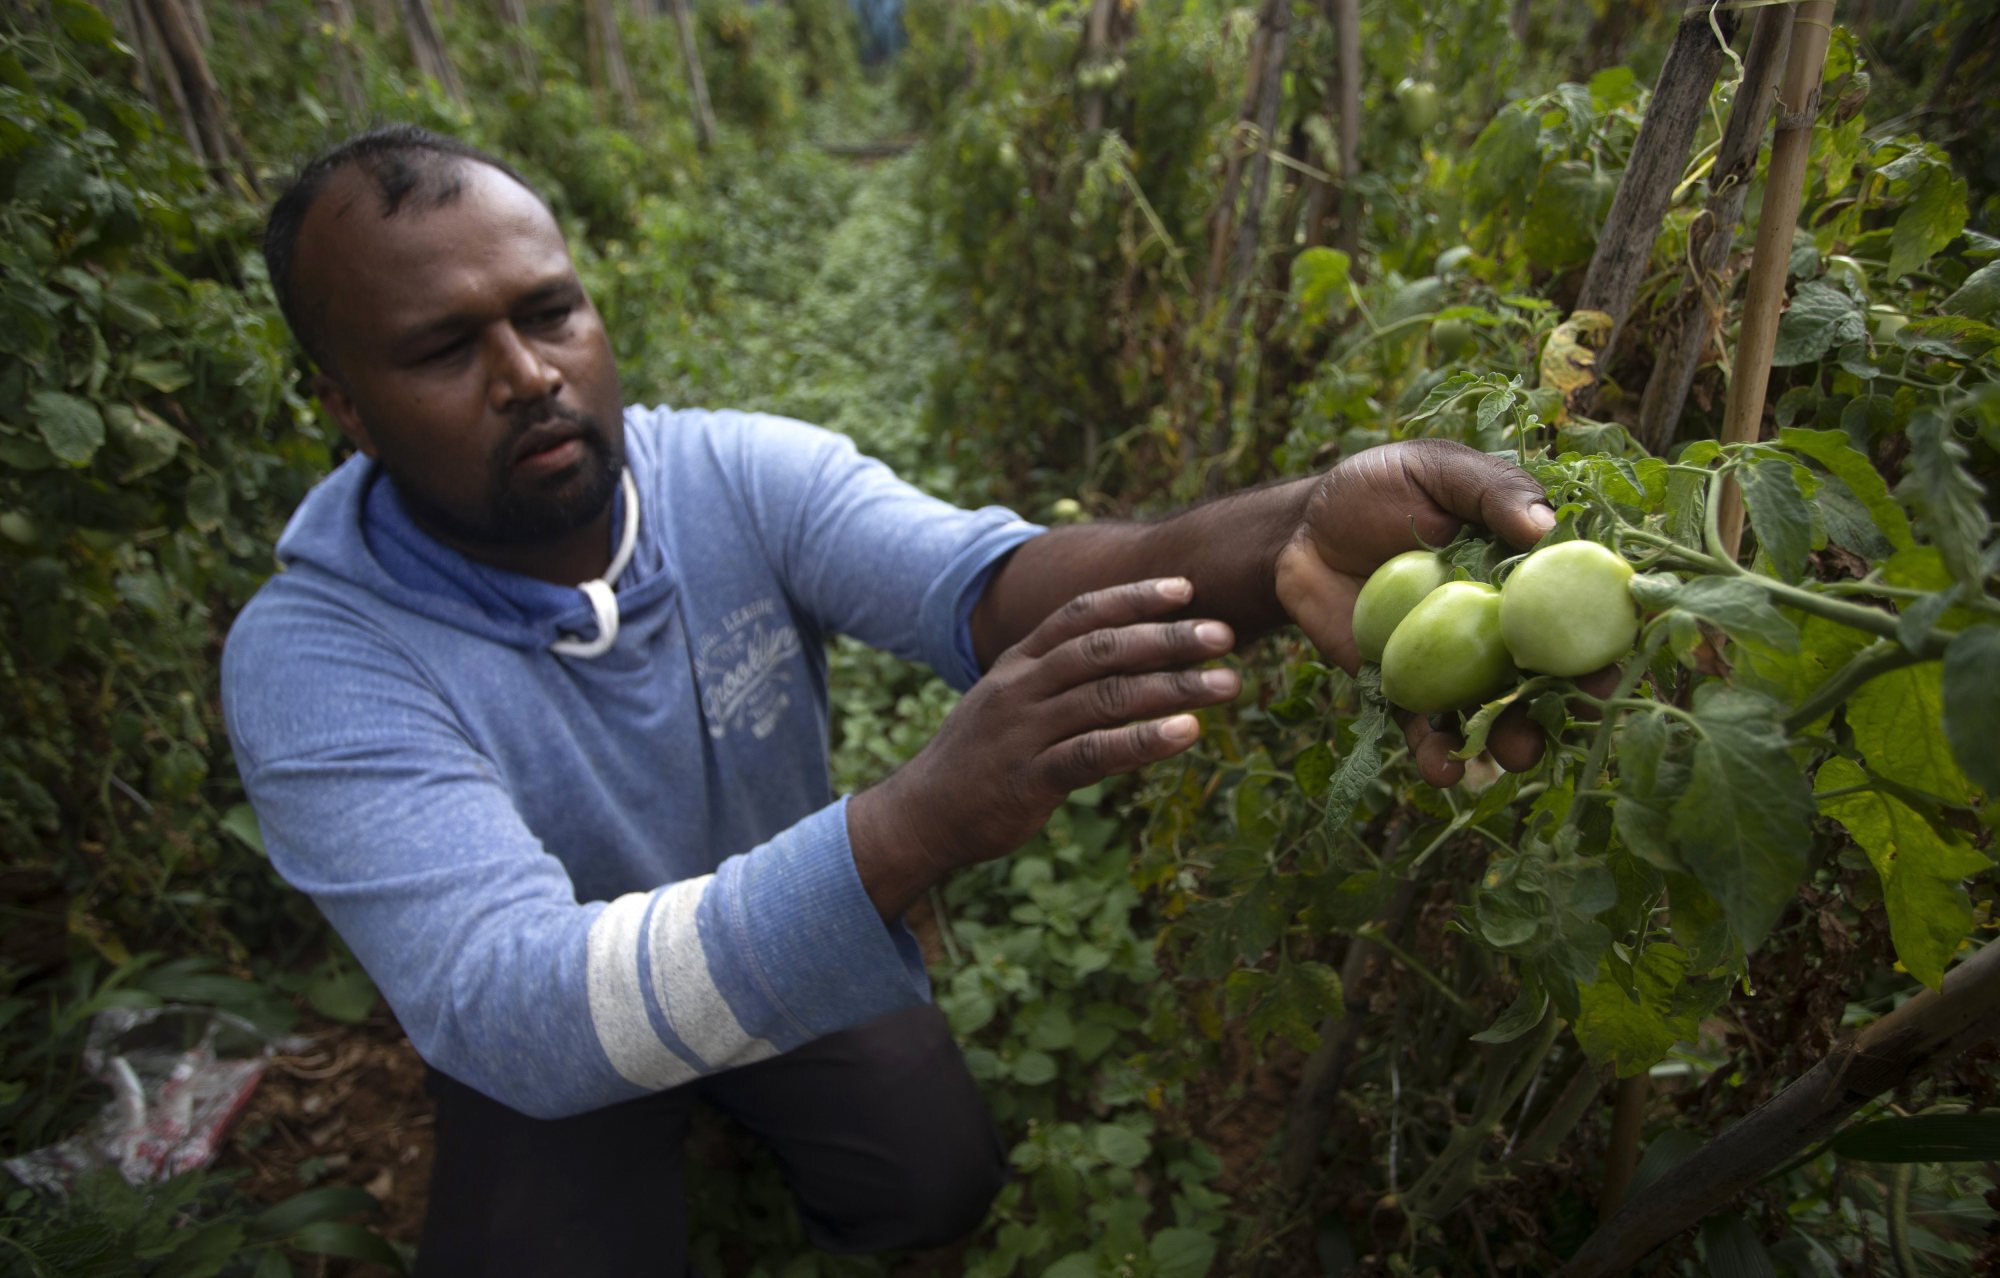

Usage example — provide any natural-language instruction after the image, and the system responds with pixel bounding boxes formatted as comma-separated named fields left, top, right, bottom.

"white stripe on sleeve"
left=646, top=877, right=779, bottom=1072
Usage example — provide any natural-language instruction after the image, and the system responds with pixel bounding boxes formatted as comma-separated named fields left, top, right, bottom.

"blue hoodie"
left=222, top=407, right=1040, bottom=1118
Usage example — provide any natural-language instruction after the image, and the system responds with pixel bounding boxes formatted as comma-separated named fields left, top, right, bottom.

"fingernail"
left=1157, top=577, right=1193, bottom=601
left=1202, top=668, right=1237, bottom=694
left=1195, top=621, right=1231, bottom=647
left=1529, top=503, right=1557, bottom=534
left=1161, top=714, right=1199, bottom=742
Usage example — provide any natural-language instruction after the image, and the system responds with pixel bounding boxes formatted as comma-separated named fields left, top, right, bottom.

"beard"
left=386, top=401, right=626, bottom=550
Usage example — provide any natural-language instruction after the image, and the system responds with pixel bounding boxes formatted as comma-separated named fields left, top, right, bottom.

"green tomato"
left=1352, top=549, right=1452, bottom=664
left=1431, top=317, right=1475, bottom=360
left=1396, top=79, right=1441, bottom=135
left=1499, top=540, right=1638, bottom=676
left=1380, top=581, right=1514, bottom=714
left=1869, top=304, right=1908, bottom=344
left=0, top=510, right=35, bottom=547
left=1823, top=254, right=1870, bottom=301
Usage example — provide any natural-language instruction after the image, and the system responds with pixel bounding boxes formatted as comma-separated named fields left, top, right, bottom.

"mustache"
left=504, top=398, right=600, bottom=441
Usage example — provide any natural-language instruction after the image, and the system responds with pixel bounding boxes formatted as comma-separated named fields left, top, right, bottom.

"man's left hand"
left=1274, top=439, right=1560, bottom=788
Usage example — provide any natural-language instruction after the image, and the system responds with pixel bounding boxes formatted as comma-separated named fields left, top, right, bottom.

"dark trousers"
left=413, top=1004, right=1007, bottom=1276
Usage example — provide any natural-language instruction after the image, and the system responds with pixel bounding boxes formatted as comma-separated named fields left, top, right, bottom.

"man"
left=224, top=126, right=1558, bottom=1274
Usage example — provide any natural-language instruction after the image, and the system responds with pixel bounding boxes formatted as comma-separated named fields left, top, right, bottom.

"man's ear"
left=314, top=371, right=377, bottom=458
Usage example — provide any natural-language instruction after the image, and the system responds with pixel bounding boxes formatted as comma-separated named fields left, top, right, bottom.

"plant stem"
left=1356, top=922, right=1478, bottom=1019
left=1564, top=629, right=1666, bottom=834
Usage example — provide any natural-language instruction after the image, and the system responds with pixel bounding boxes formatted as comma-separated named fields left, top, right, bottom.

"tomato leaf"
left=1470, top=979, right=1547, bottom=1044
left=1610, top=712, right=1688, bottom=873
left=1940, top=260, right=2000, bottom=321
left=1816, top=756, right=1987, bottom=989
left=1942, top=627, right=2000, bottom=795
left=1848, top=661, right=1974, bottom=805
left=1898, top=409, right=1991, bottom=586
left=1631, top=575, right=1798, bottom=651
left=1771, top=281, right=1866, bottom=366
left=1668, top=686, right=1813, bottom=951
left=1738, top=460, right=1814, bottom=583
left=1888, top=164, right=1968, bottom=280
left=1778, top=427, right=1914, bottom=552
left=1322, top=669, right=1390, bottom=838
left=1574, top=943, right=1700, bottom=1077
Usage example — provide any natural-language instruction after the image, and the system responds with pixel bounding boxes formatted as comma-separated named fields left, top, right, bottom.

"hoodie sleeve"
left=222, top=588, right=929, bottom=1119
left=706, top=412, right=1043, bottom=691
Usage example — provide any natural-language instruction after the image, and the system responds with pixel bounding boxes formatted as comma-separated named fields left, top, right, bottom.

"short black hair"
left=263, top=125, right=545, bottom=371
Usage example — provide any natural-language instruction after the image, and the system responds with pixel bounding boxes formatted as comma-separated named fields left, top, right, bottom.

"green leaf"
left=155, top=1222, right=246, bottom=1278
left=1771, top=282, right=1866, bottom=366
left=248, top=1185, right=379, bottom=1240
left=1833, top=1113, right=2000, bottom=1162
left=1898, top=409, right=1992, bottom=589
left=1323, top=669, right=1390, bottom=838
left=1817, top=756, right=1986, bottom=989
left=1012, top=1049, right=1057, bottom=1086
left=128, top=358, right=193, bottom=394
left=1778, top=427, right=1913, bottom=551
left=1738, top=461, right=1813, bottom=583
left=220, top=803, right=266, bottom=856
left=1470, top=980, right=1547, bottom=1044
left=28, top=389, right=105, bottom=464
left=1574, top=944, right=1699, bottom=1077
left=1700, top=1213, right=1777, bottom=1278
left=1150, top=1227, right=1220, bottom=1278
left=1941, top=261, right=2000, bottom=321
left=1896, top=315, right=2000, bottom=360
left=1942, top=628, right=2000, bottom=796
left=1294, top=742, right=1335, bottom=800
left=110, top=402, right=185, bottom=481
left=1848, top=661, right=1973, bottom=805
left=186, top=471, right=227, bottom=532
left=1291, top=247, right=1352, bottom=325
left=1092, top=1123, right=1150, bottom=1169
left=289, top=1221, right=406, bottom=1271
left=1632, top=575, right=1798, bottom=651
left=1611, top=713, right=1689, bottom=872
left=1669, top=686, right=1814, bottom=951
left=305, top=961, right=378, bottom=1024
left=1888, top=166, right=1968, bottom=280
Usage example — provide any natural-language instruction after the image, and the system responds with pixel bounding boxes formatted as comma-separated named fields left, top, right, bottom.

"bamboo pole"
left=1569, top=0, right=1740, bottom=414
left=1636, top=1, right=1796, bottom=454
left=398, top=0, right=464, bottom=104
left=1715, top=0, right=1835, bottom=559
left=661, top=0, right=716, bottom=151
left=1557, top=936, right=2000, bottom=1278
left=1079, top=0, right=1116, bottom=135
left=320, top=0, right=368, bottom=119
left=144, top=0, right=257, bottom=194
left=493, top=0, right=538, bottom=90
left=586, top=0, right=638, bottom=123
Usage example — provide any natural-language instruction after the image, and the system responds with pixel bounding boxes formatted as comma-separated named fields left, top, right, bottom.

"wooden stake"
left=1557, top=934, right=2000, bottom=1278
left=144, top=0, right=257, bottom=194
left=1715, top=1, right=1835, bottom=560
left=661, top=0, right=716, bottom=151
left=1636, top=1, right=1796, bottom=454
left=1570, top=0, right=1739, bottom=414
left=397, top=0, right=463, bottom=104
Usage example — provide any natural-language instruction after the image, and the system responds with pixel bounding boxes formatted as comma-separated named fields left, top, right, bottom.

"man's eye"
left=419, top=337, right=471, bottom=364
left=524, top=305, right=573, bottom=330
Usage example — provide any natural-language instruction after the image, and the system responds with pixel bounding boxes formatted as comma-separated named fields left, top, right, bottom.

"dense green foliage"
left=4, top=1, right=1998, bottom=1275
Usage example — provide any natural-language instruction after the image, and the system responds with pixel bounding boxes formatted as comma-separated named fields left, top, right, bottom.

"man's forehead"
left=295, top=161, right=573, bottom=324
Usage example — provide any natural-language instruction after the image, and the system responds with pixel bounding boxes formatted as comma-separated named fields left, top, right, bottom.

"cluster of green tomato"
left=1353, top=540, right=1640, bottom=714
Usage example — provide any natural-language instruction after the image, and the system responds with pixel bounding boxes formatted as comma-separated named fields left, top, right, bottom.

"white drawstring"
left=550, top=467, right=641, bottom=659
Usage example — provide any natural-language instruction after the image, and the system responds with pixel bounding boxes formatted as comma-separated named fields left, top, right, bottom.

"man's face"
left=297, top=161, right=625, bottom=548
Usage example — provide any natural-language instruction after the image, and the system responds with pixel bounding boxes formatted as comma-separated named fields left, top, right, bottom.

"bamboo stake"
left=1557, top=936, right=2000, bottom=1278
left=1569, top=0, right=1740, bottom=414
left=493, top=0, right=538, bottom=90
left=661, top=0, right=716, bottom=151
left=586, top=0, right=638, bottom=123
left=320, top=0, right=368, bottom=120
left=1715, top=0, right=1835, bottom=559
left=397, top=0, right=463, bottom=104
left=144, top=0, right=257, bottom=194
left=1636, top=1, right=1796, bottom=455
left=1331, top=0, right=1360, bottom=259
left=1597, top=1073, right=1649, bottom=1216
left=1079, top=0, right=1116, bottom=135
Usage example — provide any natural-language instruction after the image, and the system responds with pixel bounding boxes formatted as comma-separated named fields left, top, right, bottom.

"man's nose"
left=486, top=324, right=562, bottom=408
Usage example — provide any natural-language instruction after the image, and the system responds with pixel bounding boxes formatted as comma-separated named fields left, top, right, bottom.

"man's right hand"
left=847, top=578, right=1240, bottom=919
